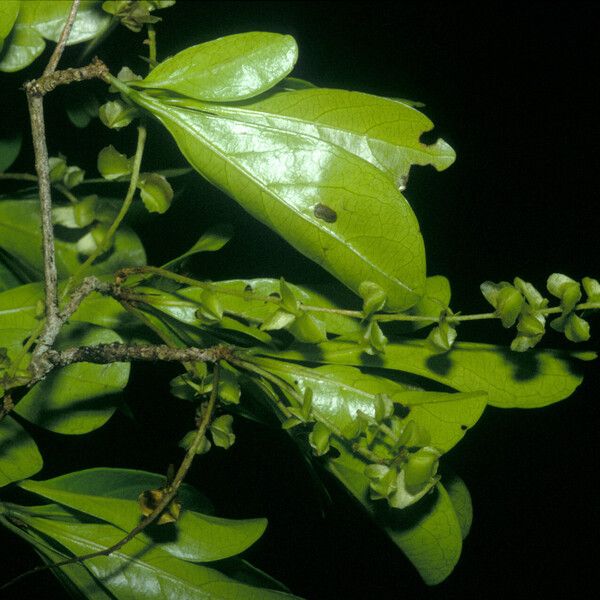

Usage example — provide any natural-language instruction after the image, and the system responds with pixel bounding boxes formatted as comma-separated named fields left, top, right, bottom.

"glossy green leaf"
left=6, top=503, right=298, bottom=599
left=126, top=88, right=426, bottom=311
left=0, top=256, right=22, bottom=292
left=185, top=86, right=456, bottom=184
left=19, top=467, right=266, bottom=562
left=258, top=339, right=593, bottom=409
left=325, top=445, right=462, bottom=585
left=0, top=416, right=43, bottom=487
left=250, top=357, right=485, bottom=450
left=0, top=1, right=20, bottom=50
left=0, top=1, right=110, bottom=72
left=0, top=199, right=146, bottom=279
left=444, top=473, right=472, bottom=540
left=0, top=133, right=22, bottom=172
left=133, top=32, right=298, bottom=101
left=0, top=24, right=44, bottom=72
left=15, top=326, right=130, bottom=434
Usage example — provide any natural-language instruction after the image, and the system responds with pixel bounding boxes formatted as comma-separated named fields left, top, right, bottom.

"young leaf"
left=132, top=32, right=298, bottom=102
left=0, top=416, right=43, bottom=487
left=127, top=88, right=426, bottom=310
left=162, top=223, right=234, bottom=269
left=15, top=326, right=130, bottom=434
left=18, top=468, right=267, bottom=563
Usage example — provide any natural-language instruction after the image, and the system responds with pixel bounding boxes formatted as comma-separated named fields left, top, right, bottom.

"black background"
left=1, top=2, right=599, bottom=598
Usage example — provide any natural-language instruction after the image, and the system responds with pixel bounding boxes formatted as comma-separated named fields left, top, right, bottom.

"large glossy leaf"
left=256, top=339, right=593, bottom=408
left=325, top=444, right=462, bottom=585
left=0, top=2, right=20, bottom=52
left=15, top=325, right=130, bottom=434
left=126, top=88, right=426, bottom=311
left=0, top=1, right=110, bottom=72
left=0, top=257, right=22, bottom=292
left=444, top=473, right=472, bottom=540
left=20, top=468, right=268, bottom=562
left=0, top=199, right=146, bottom=280
left=165, top=86, right=455, bottom=184
left=250, top=357, right=486, bottom=450
left=4, top=503, right=299, bottom=599
left=0, top=416, right=43, bottom=487
left=134, top=32, right=298, bottom=102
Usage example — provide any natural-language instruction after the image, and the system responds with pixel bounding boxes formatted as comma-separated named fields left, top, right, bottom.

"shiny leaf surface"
left=134, top=32, right=298, bottom=101
left=0, top=417, right=43, bottom=487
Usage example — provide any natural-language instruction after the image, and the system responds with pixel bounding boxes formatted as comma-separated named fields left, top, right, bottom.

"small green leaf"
left=97, top=145, right=133, bottom=180
left=66, top=91, right=99, bottom=128
left=48, top=155, right=67, bottom=182
left=133, top=32, right=298, bottom=101
left=162, top=224, right=234, bottom=269
left=0, top=417, right=43, bottom=487
left=279, top=278, right=299, bottom=313
left=218, top=363, right=241, bottom=405
left=138, top=173, right=173, bottom=213
left=196, top=289, right=223, bottom=324
left=260, top=308, right=296, bottom=331
left=180, top=431, right=211, bottom=455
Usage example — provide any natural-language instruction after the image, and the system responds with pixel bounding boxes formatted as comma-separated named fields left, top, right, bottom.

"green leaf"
left=19, top=467, right=269, bottom=562
left=99, top=99, right=138, bottom=129
left=0, top=199, right=146, bottom=280
left=0, top=416, right=43, bottom=487
left=325, top=446, right=462, bottom=585
left=65, top=90, right=100, bottom=129
left=126, top=88, right=427, bottom=311
left=133, top=32, right=298, bottom=102
left=6, top=502, right=298, bottom=599
left=162, top=223, right=234, bottom=269
left=15, top=326, right=130, bottom=434
left=0, top=1, right=110, bottom=72
left=0, top=1, right=20, bottom=50
left=358, top=281, right=386, bottom=316
left=0, top=133, right=22, bottom=172
left=0, top=255, right=23, bottom=291
left=401, top=275, right=451, bottom=332
left=256, top=338, right=593, bottom=409
left=249, top=357, right=486, bottom=450
left=444, top=473, right=473, bottom=540
left=211, top=414, right=236, bottom=449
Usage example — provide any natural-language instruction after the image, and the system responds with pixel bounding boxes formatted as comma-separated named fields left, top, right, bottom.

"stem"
left=53, top=182, right=79, bottom=203
left=147, top=24, right=157, bottom=67
left=74, top=125, right=147, bottom=278
left=43, top=0, right=81, bottom=77
left=0, top=173, right=38, bottom=182
left=0, top=365, right=221, bottom=592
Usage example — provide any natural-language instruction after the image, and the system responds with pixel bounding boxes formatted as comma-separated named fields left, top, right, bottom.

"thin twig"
left=0, top=364, right=222, bottom=592
left=43, top=0, right=81, bottom=77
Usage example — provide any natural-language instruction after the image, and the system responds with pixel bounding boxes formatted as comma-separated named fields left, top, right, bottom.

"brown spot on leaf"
left=313, top=203, right=337, bottom=223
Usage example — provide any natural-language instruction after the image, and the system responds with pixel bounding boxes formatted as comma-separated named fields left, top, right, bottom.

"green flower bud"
left=495, top=285, right=524, bottom=328
left=403, top=447, right=440, bottom=494
left=196, top=289, right=223, bottom=324
left=48, top=155, right=67, bottom=182
left=514, top=277, right=548, bottom=309
left=427, top=319, right=457, bottom=353
left=374, top=394, right=394, bottom=423
left=547, top=273, right=581, bottom=312
left=99, top=100, right=138, bottom=129
left=364, top=464, right=397, bottom=500
left=74, top=195, right=98, bottom=228
left=563, top=313, right=590, bottom=342
left=62, top=165, right=85, bottom=189
left=97, top=145, right=133, bottom=181
left=279, top=278, right=299, bottom=313
left=359, top=281, right=387, bottom=316
left=301, top=387, right=313, bottom=421
left=179, top=431, right=211, bottom=455
left=516, top=308, right=545, bottom=337
left=210, top=414, right=236, bottom=449
left=582, top=277, right=600, bottom=303
left=365, top=320, right=388, bottom=355
left=288, top=313, right=327, bottom=344
left=138, top=173, right=173, bottom=214
left=309, top=421, right=331, bottom=456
